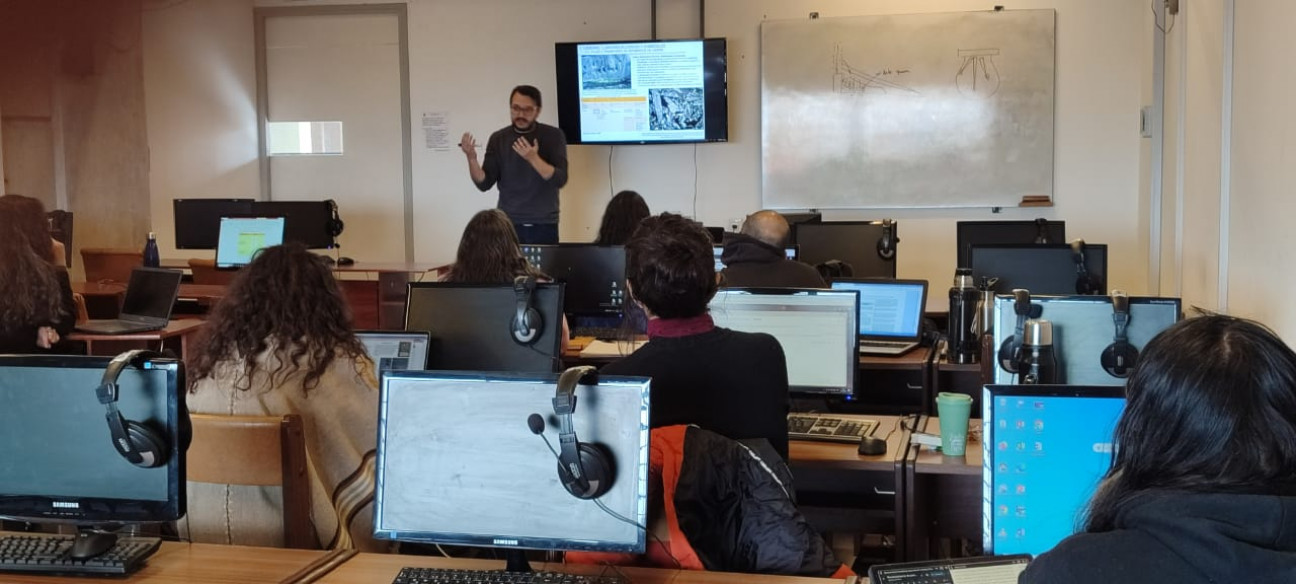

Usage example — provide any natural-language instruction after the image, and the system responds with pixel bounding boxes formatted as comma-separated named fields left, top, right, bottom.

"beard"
left=513, top=118, right=535, bottom=131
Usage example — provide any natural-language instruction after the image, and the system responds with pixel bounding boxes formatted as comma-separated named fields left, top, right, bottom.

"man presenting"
left=461, top=85, right=569, bottom=244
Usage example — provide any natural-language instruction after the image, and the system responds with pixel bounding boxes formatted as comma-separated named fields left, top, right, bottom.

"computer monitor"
left=792, top=221, right=898, bottom=278
left=970, top=244, right=1108, bottom=296
left=173, top=198, right=255, bottom=249
left=215, top=216, right=286, bottom=268
left=521, top=244, right=626, bottom=316
left=956, top=220, right=1066, bottom=269
left=252, top=201, right=335, bottom=249
left=708, top=288, right=858, bottom=396
left=405, top=283, right=565, bottom=373
left=357, top=330, right=431, bottom=372
left=373, top=370, right=650, bottom=555
left=712, top=244, right=798, bottom=272
left=982, top=385, right=1125, bottom=557
left=0, top=354, right=185, bottom=525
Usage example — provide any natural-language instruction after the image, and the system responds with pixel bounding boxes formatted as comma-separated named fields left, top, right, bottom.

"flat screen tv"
left=555, top=38, right=728, bottom=145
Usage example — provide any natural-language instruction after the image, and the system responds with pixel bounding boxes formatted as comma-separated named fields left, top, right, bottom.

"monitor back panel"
left=970, top=244, right=1107, bottom=296
left=792, top=221, right=897, bottom=279
left=173, top=199, right=255, bottom=249
left=406, top=283, right=564, bottom=373
left=956, top=220, right=1066, bottom=268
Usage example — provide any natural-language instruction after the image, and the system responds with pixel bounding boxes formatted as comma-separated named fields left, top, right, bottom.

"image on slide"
left=581, top=54, right=631, bottom=90
left=648, top=88, right=704, bottom=131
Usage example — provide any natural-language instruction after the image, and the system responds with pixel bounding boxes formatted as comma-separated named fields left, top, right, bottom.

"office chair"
left=187, top=414, right=313, bottom=549
left=80, top=248, right=142, bottom=283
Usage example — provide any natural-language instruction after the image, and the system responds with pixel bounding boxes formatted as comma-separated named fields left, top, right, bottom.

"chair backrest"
left=80, top=248, right=142, bottom=283
left=188, top=413, right=313, bottom=549
left=47, top=210, right=73, bottom=268
left=188, top=258, right=237, bottom=285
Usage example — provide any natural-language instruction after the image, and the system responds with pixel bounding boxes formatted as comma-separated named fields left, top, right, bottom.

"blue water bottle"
left=143, top=232, right=160, bottom=268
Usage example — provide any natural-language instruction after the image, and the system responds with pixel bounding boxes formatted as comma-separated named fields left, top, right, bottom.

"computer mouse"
left=68, top=532, right=115, bottom=560
left=336, top=256, right=356, bottom=266
left=857, top=436, right=888, bottom=456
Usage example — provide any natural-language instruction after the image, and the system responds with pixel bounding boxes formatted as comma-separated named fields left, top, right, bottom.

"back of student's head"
left=625, top=213, right=716, bottom=319
left=0, top=194, right=54, bottom=263
left=595, top=190, right=650, bottom=246
left=446, top=209, right=538, bottom=283
left=189, top=242, right=364, bottom=392
left=739, top=210, right=791, bottom=248
left=0, top=194, right=64, bottom=333
left=1086, top=314, right=1296, bottom=531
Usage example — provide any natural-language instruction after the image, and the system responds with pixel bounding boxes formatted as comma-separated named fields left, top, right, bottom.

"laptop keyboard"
left=788, top=414, right=879, bottom=443
left=861, top=340, right=914, bottom=349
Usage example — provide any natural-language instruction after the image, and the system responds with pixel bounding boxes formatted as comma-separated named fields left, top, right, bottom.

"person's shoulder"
left=1020, top=531, right=1152, bottom=584
left=536, top=123, right=567, bottom=141
left=715, top=327, right=784, bottom=353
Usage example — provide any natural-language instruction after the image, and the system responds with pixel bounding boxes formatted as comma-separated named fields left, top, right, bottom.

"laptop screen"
left=358, top=331, right=430, bottom=372
left=216, top=216, right=286, bottom=268
left=830, top=279, right=927, bottom=340
left=983, top=385, right=1125, bottom=557
left=121, top=268, right=183, bottom=321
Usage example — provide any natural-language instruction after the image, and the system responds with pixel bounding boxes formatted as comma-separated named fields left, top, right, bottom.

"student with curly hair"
left=0, top=194, right=74, bottom=353
left=185, top=243, right=383, bottom=551
left=593, top=190, right=649, bottom=246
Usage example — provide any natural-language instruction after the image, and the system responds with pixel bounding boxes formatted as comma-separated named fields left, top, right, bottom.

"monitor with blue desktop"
left=215, top=216, right=286, bottom=268
left=373, top=370, right=650, bottom=568
left=983, top=385, right=1125, bottom=557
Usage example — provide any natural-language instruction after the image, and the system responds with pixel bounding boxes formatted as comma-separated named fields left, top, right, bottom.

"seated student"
left=442, top=209, right=569, bottom=351
left=1021, top=315, right=1296, bottom=584
left=720, top=210, right=826, bottom=288
left=601, top=213, right=791, bottom=460
left=185, top=243, right=384, bottom=551
left=593, top=190, right=650, bottom=245
left=0, top=194, right=75, bottom=353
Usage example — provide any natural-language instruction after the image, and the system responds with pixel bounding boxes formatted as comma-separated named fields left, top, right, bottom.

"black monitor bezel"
left=955, top=220, right=1066, bottom=269
left=520, top=244, right=627, bottom=317
left=404, top=282, right=566, bottom=373
left=173, top=198, right=256, bottom=250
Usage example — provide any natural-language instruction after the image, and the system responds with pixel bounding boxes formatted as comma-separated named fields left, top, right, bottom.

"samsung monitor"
left=215, top=216, right=286, bottom=269
left=357, top=330, right=431, bottom=373
left=0, top=354, right=185, bottom=525
left=712, top=244, right=798, bottom=272
left=173, top=198, right=255, bottom=249
left=521, top=244, right=626, bottom=316
left=405, top=282, right=565, bottom=373
left=983, top=385, right=1125, bottom=557
left=970, top=243, right=1108, bottom=296
left=792, top=221, right=898, bottom=279
left=373, top=370, right=651, bottom=556
left=708, top=288, right=858, bottom=396
left=554, top=38, right=728, bottom=145
left=956, top=220, right=1066, bottom=269
left=252, top=200, right=335, bottom=249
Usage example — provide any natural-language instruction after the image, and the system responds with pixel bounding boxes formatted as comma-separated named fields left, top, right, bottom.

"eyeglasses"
left=510, top=104, right=537, bottom=115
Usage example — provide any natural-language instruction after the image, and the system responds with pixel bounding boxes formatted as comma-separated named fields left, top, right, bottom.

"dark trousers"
left=513, top=222, right=559, bottom=244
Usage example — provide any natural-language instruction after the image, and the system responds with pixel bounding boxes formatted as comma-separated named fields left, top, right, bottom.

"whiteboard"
left=761, top=10, right=1055, bottom=209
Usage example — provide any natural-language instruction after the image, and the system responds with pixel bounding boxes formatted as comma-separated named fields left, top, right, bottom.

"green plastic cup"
left=935, top=392, right=974, bottom=456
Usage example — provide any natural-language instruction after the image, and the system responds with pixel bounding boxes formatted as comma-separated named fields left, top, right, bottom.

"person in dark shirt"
left=593, top=190, right=649, bottom=246
left=0, top=194, right=75, bottom=353
left=460, top=85, right=569, bottom=244
left=601, top=212, right=791, bottom=460
left=1021, top=315, right=1296, bottom=584
left=721, top=210, right=826, bottom=289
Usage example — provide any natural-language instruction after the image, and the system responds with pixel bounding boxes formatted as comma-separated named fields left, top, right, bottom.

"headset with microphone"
left=325, top=199, right=345, bottom=239
left=96, top=350, right=169, bottom=468
left=876, top=219, right=898, bottom=260
left=511, top=275, right=544, bottom=345
left=1071, top=239, right=1103, bottom=295
left=526, top=366, right=613, bottom=500
left=998, top=289, right=1042, bottom=374
left=1101, top=290, right=1140, bottom=378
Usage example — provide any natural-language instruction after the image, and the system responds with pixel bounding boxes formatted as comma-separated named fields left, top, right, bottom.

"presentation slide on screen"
left=216, top=217, right=284, bottom=267
left=577, top=41, right=705, bottom=143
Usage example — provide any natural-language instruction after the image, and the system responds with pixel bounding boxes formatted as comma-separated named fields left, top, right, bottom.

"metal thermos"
left=948, top=268, right=980, bottom=364
left=1020, top=319, right=1058, bottom=385
left=977, top=283, right=997, bottom=338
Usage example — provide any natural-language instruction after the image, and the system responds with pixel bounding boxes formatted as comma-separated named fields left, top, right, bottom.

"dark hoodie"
left=1020, top=491, right=1296, bottom=584
left=720, top=233, right=826, bottom=289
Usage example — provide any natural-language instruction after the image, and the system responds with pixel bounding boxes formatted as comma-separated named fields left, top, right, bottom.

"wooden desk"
left=857, top=347, right=933, bottom=414
left=0, top=540, right=326, bottom=584
left=319, top=552, right=846, bottom=583
left=67, top=319, right=206, bottom=359
left=902, top=416, right=983, bottom=560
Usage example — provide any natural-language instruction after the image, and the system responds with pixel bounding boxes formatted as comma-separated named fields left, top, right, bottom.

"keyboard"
left=860, top=340, right=914, bottom=349
left=0, top=533, right=161, bottom=577
left=788, top=414, right=879, bottom=443
left=571, top=326, right=624, bottom=340
left=392, top=567, right=626, bottom=584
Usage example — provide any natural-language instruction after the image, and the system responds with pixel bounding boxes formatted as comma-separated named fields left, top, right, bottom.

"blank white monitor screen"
left=358, top=331, right=430, bottom=372
left=216, top=216, right=286, bottom=268
left=708, top=288, right=858, bottom=395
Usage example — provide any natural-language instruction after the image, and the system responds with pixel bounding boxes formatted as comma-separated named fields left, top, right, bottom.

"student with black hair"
left=1021, top=315, right=1296, bottom=583
left=0, top=194, right=75, bottom=353
left=593, top=190, right=649, bottom=245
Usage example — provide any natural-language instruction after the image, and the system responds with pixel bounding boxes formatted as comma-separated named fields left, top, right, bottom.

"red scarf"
left=646, top=314, right=715, bottom=339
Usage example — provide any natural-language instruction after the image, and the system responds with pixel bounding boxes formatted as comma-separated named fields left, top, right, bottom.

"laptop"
left=868, top=555, right=1032, bottom=584
left=75, top=267, right=183, bottom=334
left=830, top=278, right=928, bottom=356
left=357, top=330, right=430, bottom=373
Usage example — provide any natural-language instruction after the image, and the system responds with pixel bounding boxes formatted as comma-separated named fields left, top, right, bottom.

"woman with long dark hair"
left=442, top=209, right=545, bottom=283
left=1021, top=315, right=1296, bottom=583
left=185, top=243, right=382, bottom=551
left=0, top=194, right=74, bottom=353
left=594, top=190, right=649, bottom=246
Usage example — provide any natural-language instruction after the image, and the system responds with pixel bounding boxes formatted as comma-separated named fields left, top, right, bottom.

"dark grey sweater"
left=474, top=122, right=569, bottom=224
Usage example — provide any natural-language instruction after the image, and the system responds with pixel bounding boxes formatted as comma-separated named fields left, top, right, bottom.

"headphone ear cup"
left=123, top=420, right=168, bottom=468
left=998, top=336, right=1021, bottom=373
left=560, top=443, right=614, bottom=500
left=512, top=307, right=543, bottom=345
left=1101, top=342, right=1139, bottom=378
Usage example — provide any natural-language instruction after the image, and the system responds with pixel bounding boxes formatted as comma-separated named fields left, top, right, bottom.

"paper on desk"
left=579, top=339, right=646, bottom=359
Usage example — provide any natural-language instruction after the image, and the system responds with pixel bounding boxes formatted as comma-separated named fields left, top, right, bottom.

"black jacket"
left=720, top=234, right=826, bottom=289
left=1020, top=491, right=1296, bottom=584
left=0, top=269, right=76, bottom=354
